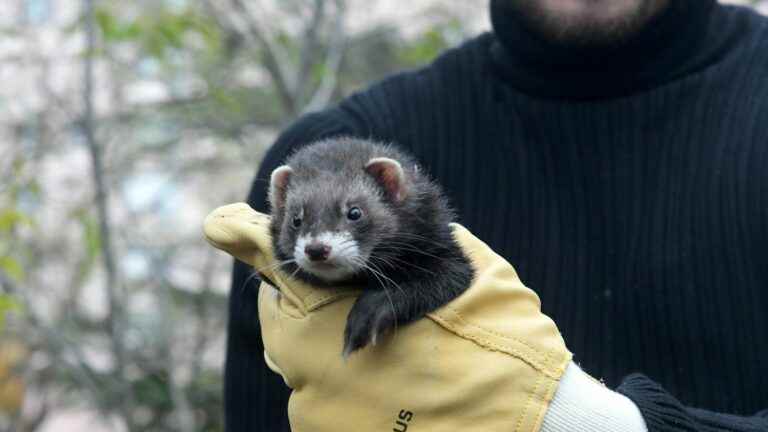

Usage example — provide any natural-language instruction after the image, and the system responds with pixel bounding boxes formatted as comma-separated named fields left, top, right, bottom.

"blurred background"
left=0, top=0, right=764, bottom=431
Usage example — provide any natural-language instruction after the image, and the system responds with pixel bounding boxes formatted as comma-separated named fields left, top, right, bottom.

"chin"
left=512, top=0, right=667, bottom=45
left=296, top=260, right=360, bottom=284
left=538, top=0, right=647, bottom=20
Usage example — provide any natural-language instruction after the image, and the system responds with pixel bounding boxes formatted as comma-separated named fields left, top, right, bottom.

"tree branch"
left=0, top=272, right=109, bottom=416
left=82, top=0, right=135, bottom=428
left=154, top=254, right=196, bottom=432
left=294, top=0, right=327, bottom=105
left=303, top=0, right=347, bottom=113
left=228, top=0, right=298, bottom=115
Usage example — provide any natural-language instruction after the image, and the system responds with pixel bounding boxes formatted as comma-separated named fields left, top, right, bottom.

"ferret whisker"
left=377, top=243, right=463, bottom=262
left=289, top=264, right=302, bottom=280
left=367, top=253, right=412, bottom=277
left=380, top=284, right=398, bottom=336
left=255, top=258, right=296, bottom=275
left=374, top=245, right=451, bottom=262
left=370, top=253, right=437, bottom=276
left=333, top=242, right=359, bottom=255
left=353, top=257, right=399, bottom=334
left=240, top=271, right=261, bottom=295
left=380, top=239, right=450, bottom=252
left=365, top=259, right=407, bottom=299
left=385, top=232, right=454, bottom=246
left=366, top=254, right=398, bottom=272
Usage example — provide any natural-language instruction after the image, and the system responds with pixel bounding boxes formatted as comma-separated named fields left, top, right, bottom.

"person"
left=226, top=0, right=768, bottom=430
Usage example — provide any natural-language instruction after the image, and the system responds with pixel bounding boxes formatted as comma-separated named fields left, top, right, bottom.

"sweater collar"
left=489, top=0, right=721, bottom=100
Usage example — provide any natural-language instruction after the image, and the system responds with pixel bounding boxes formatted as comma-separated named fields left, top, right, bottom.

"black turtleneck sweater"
left=226, top=1, right=768, bottom=431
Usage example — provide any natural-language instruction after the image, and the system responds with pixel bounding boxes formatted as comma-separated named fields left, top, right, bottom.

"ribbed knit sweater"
left=226, top=1, right=768, bottom=431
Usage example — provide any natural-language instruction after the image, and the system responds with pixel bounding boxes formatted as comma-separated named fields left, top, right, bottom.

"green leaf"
left=79, top=213, right=101, bottom=262
left=0, top=294, right=21, bottom=331
left=0, top=255, right=24, bottom=281
left=0, top=209, right=33, bottom=232
left=398, top=27, right=451, bottom=66
left=0, top=295, right=20, bottom=311
left=95, top=8, right=119, bottom=39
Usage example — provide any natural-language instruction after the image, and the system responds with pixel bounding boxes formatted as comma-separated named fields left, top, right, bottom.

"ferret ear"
left=269, top=165, right=293, bottom=211
left=365, top=157, right=407, bottom=203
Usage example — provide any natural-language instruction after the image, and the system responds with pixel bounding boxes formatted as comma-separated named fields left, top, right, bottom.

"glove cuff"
left=541, top=362, right=647, bottom=432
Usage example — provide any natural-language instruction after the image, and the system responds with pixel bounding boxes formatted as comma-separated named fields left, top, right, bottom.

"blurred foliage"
left=0, top=296, right=20, bottom=332
left=96, top=7, right=221, bottom=58
left=0, top=0, right=481, bottom=430
left=398, top=20, right=461, bottom=66
left=0, top=157, right=32, bottom=330
left=0, top=155, right=28, bottom=425
left=0, top=340, right=27, bottom=415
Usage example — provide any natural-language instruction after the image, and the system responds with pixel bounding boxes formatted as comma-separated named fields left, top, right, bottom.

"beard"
left=503, top=0, right=670, bottom=47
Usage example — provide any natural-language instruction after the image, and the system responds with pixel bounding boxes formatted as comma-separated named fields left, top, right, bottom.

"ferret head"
left=269, top=157, right=409, bottom=283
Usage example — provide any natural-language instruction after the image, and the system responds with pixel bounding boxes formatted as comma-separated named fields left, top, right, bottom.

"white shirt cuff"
left=541, top=361, right=648, bottom=432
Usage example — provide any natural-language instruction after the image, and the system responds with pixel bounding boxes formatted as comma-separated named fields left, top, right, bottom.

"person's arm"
left=542, top=362, right=648, bottom=432
left=617, top=374, right=768, bottom=432
left=225, top=108, right=365, bottom=432
left=541, top=364, right=768, bottom=432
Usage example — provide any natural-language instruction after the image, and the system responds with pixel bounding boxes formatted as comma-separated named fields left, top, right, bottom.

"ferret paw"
left=342, top=293, right=396, bottom=358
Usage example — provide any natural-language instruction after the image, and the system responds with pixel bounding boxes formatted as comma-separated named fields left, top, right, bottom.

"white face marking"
left=293, top=231, right=363, bottom=282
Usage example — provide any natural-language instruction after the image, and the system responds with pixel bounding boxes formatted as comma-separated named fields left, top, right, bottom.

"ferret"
left=268, top=137, right=473, bottom=357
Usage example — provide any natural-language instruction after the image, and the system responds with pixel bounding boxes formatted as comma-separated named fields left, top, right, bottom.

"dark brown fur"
left=269, top=137, right=474, bottom=356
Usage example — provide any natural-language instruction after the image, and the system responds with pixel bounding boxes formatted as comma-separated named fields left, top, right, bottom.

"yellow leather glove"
left=204, top=203, right=572, bottom=432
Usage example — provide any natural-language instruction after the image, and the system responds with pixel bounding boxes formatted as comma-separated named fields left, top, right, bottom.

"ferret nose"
left=305, top=243, right=331, bottom=261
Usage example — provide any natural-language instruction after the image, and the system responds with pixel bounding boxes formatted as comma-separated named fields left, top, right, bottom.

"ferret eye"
left=291, top=216, right=302, bottom=228
left=347, top=207, right=362, bottom=221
